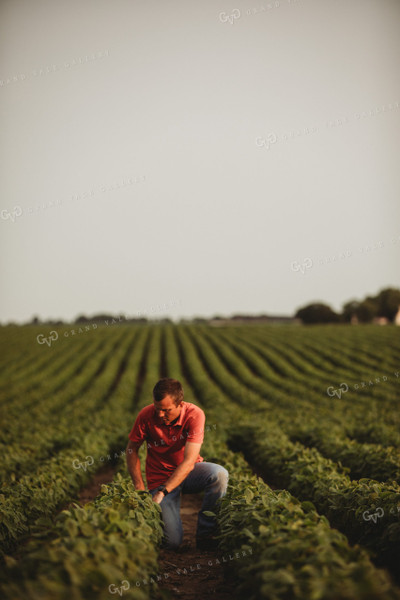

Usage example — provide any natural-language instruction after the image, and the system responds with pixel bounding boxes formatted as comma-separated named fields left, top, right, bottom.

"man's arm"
left=126, top=439, right=146, bottom=490
left=163, top=441, right=202, bottom=493
left=152, top=441, right=202, bottom=505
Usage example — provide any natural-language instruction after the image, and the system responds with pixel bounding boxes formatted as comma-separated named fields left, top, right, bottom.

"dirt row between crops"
left=74, top=463, right=120, bottom=504
left=74, top=469, right=238, bottom=599
left=156, top=493, right=236, bottom=600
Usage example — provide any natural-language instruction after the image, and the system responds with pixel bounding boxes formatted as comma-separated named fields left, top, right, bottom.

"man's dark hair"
left=153, top=378, right=184, bottom=406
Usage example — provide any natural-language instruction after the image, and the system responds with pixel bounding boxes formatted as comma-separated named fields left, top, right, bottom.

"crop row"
left=221, top=325, right=400, bottom=419
left=0, top=327, right=126, bottom=415
left=251, top=324, right=400, bottom=374
left=1, top=322, right=166, bottom=599
left=192, top=325, right=400, bottom=466
left=218, top=325, right=400, bottom=469
left=0, top=326, right=155, bottom=554
left=0, top=327, right=92, bottom=392
left=210, top=435, right=400, bottom=600
left=173, top=325, right=400, bottom=573
left=210, top=325, right=400, bottom=418
left=0, top=328, right=132, bottom=481
left=227, top=419, right=400, bottom=577
left=0, top=330, right=130, bottom=479
left=279, top=415, right=400, bottom=483
left=0, top=472, right=164, bottom=600
left=166, top=324, right=400, bottom=599
left=1, top=322, right=399, bottom=599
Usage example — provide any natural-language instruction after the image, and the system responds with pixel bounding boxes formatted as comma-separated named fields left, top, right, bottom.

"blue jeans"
left=149, top=462, right=229, bottom=549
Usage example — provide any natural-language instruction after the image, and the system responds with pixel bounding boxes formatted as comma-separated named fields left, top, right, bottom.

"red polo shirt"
left=128, top=401, right=205, bottom=489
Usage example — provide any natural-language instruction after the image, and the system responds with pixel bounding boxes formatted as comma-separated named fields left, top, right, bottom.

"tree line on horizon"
left=5, top=287, right=400, bottom=327
left=295, top=287, right=400, bottom=324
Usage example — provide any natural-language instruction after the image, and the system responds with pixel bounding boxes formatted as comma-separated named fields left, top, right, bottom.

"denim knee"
left=219, top=466, right=229, bottom=491
left=208, top=466, right=229, bottom=492
left=160, top=519, right=183, bottom=549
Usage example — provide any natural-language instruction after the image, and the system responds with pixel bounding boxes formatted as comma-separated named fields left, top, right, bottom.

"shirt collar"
left=173, top=401, right=186, bottom=426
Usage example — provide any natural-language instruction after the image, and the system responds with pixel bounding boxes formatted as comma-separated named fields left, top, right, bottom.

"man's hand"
left=152, top=490, right=165, bottom=505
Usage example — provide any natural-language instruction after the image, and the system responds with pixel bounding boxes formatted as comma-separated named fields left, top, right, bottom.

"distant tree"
left=341, top=288, right=400, bottom=323
left=127, top=317, right=148, bottom=323
left=75, top=315, right=90, bottom=323
left=356, top=298, right=379, bottom=323
left=375, top=288, right=400, bottom=322
left=295, top=303, right=341, bottom=324
left=90, top=314, right=115, bottom=322
left=342, top=300, right=360, bottom=323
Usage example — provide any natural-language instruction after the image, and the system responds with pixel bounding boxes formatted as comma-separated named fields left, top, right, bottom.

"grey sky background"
left=1, top=0, right=399, bottom=323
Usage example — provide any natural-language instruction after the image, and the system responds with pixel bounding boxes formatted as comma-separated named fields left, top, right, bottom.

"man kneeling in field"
left=126, top=378, right=229, bottom=550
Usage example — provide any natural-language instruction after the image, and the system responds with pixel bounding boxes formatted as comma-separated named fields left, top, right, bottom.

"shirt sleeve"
left=128, top=410, right=148, bottom=444
left=186, top=407, right=205, bottom=443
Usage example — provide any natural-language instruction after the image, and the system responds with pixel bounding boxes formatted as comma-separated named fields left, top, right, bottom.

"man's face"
left=153, top=394, right=182, bottom=424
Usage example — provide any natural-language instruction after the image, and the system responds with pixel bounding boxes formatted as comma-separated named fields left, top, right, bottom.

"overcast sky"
left=1, top=0, right=399, bottom=323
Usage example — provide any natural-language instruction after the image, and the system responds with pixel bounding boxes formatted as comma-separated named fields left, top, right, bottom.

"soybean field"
left=0, top=322, right=400, bottom=600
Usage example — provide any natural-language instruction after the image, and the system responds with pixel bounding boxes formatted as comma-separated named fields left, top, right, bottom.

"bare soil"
left=70, top=470, right=240, bottom=599
left=155, top=493, right=238, bottom=600
left=76, top=463, right=119, bottom=504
